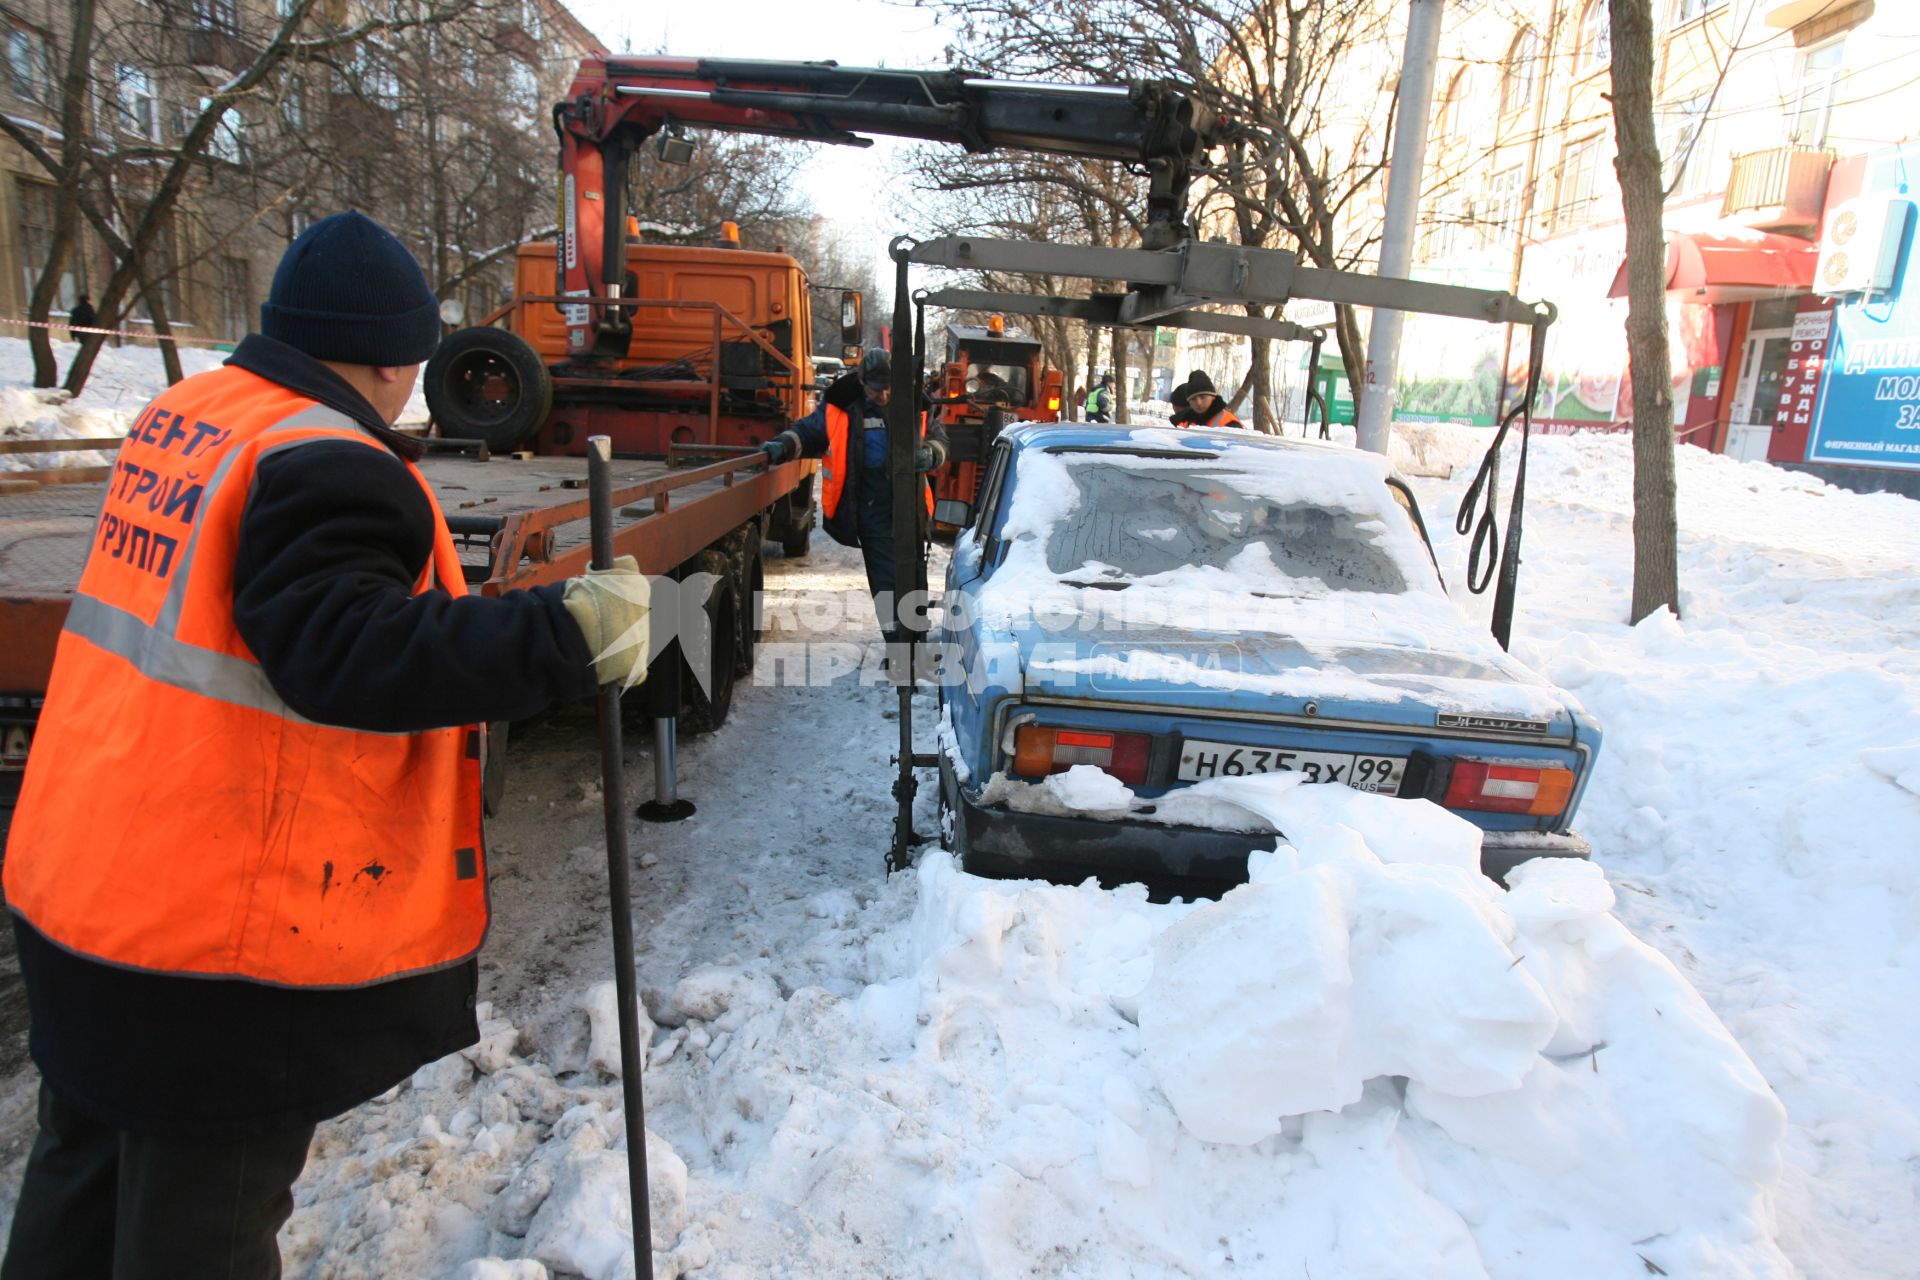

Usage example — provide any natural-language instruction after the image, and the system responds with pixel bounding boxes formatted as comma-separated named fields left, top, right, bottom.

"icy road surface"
left=0, top=340, right=1915, bottom=1277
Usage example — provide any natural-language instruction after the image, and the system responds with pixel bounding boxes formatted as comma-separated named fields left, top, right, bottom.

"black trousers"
left=1, top=1083, right=314, bottom=1280
left=856, top=470, right=900, bottom=634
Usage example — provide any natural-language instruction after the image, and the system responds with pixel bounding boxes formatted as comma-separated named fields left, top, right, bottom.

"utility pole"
left=1356, top=0, right=1447, bottom=455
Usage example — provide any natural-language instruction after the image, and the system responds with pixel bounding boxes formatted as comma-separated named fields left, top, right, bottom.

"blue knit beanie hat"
left=260, top=211, right=440, bottom=365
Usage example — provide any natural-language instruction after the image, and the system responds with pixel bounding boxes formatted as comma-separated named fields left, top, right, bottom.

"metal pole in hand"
left=586, top=435, right=655, bottom=1280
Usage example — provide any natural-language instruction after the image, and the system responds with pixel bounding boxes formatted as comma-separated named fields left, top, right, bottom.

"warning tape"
left=0, top=315, right=235, bottom=349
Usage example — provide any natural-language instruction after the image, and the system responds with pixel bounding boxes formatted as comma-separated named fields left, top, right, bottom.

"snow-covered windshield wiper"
left=1058, top=578, right=1132, bottom=591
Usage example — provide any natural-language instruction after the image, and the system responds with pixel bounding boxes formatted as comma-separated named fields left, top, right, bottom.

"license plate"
left=1176, top=738, right=1404, bottom=794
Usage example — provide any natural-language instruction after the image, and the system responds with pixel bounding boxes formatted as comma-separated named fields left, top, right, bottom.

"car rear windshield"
left=1043, top=459, right=1408, bottom=594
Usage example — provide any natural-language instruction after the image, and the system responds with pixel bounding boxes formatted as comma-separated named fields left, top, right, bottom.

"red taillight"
left=1011, top=725, right=1151, bottom=785
left=1443, top=762, right=1576, bottom=816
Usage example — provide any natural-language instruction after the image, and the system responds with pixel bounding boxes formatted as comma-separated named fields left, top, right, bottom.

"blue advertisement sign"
left=1807, top=152, right=1920, bottom=470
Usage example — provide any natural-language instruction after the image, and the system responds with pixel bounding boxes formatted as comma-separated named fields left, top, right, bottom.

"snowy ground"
left=0, top=342, right=1915, bottom=1277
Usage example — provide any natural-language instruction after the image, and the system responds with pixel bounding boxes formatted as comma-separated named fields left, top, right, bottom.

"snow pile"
left=1428, top=429, right=1920, bottom=1274
left=0, top=338, right=427, bottom=474
left=0, top=386, right=140, bottom=472
left=285, top=777, right=1790, bottom=1278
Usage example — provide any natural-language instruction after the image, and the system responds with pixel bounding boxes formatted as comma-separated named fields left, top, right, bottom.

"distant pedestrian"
left=1085, top=372, right=1115, bottom=423
left=67, top=295, right=96, bottom=339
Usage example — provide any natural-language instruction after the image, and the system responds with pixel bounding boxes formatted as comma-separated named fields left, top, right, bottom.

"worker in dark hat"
left=762, top=347, right=947, bottom=633
left=1176, top=369, right=1242, bottom=429
left=1, top=210, right=649, bottom=1277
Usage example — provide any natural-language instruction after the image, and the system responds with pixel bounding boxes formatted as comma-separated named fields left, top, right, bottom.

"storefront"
left=1781, top=142, right=1920, bottom=497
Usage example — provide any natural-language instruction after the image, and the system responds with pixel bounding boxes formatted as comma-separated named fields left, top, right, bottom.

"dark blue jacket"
left=772, top=373, right=945, bottom=547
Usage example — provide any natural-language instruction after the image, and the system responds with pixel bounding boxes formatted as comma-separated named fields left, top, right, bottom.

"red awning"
left=1607, top=230, right=1817, bottom=303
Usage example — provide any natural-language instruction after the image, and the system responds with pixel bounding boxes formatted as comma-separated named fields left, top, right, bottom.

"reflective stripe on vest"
left=818, top=403, right=933, bottom=521
left=4, top=366, right=486, bottom=988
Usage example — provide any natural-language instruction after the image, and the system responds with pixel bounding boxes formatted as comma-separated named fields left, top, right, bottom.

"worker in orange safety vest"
left=0, top=211, right=651, bottom=1279
left=760, top=347, right=947, bottom=634
left=1170, top=369, right=1243, bottom=429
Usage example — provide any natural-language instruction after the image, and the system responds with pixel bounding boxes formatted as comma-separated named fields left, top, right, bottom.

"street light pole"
left=1356, top=0, right=1448, bottom=455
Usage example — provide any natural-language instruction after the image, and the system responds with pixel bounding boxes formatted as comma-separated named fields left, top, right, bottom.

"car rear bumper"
left=944, top=764, right=1589, bottom=890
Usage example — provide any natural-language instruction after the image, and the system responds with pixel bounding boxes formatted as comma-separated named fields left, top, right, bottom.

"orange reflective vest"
left=4, top=365, right=486, bottom=989
left=818, top=402, right=935, bottom=522
left=1184, top=407, right=1242, bottom=429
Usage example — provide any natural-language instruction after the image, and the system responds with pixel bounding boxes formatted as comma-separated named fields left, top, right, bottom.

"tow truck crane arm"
left=555, top=56, right=1215, bottom=356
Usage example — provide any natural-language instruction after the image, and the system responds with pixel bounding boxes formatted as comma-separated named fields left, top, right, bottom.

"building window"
left=1556, top=135, right=1609, bottom=230
left=218, top=257, right=251, bottom=340
left=508, top=58, right=539, bottom=110
left=280, top=76, right=304, bottom=129
left=5, top=22, right=48, bottom=103
left=1789, top=40, right=1844, bottom=148
left=1672, top=0, right=1718, bottom=24
left=1501, top=28, right=1539, bottom=117
left=358, top=44, right=401, bottom=109
left=189, top=0, right=240, bottom=35
left=15, top=179, right=77, bottom=309
left=1437, top=68, right=1468, bottom=139
left=1578, top=0, right=1612, bottom=73
left=1661, top=93, right=1721, bottom=198
left=115, top=65, right=159, bottom=140
left=206, top=104, right=246, bottom=163
left=1487, top=166, right=1526, bottom=243
left=1424, top=194, right=1479, bottom=261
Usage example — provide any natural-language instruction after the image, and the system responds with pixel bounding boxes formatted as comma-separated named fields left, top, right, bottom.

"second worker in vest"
left=1172, top=369, right=1242, bottom=429
left=760, top=348, right=947, bottom=636
left=0, top=211, right=652, bottom=1279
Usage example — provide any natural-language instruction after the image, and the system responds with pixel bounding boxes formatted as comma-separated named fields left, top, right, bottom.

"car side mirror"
left=934, top=498, right=972, bottom=528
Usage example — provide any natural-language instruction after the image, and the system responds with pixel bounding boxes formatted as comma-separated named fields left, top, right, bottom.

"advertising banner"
left=1806, top=231, right=1920, bottom=468
left=1804, top=142, right=1920, bottom=470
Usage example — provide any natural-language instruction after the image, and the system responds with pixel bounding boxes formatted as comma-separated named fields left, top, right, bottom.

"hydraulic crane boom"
left=554, top=56, right=1215, bottom=356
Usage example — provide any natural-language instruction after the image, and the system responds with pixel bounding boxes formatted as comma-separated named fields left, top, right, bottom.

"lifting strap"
left=1456, top=310, right=1553, bottom=652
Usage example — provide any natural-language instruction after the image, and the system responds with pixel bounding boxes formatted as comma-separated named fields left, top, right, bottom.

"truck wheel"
left=680, top=550, right=738, bottom=735
left=425, top=328, right=553, bottom=453
left=779, top=519, right=811, bottom=558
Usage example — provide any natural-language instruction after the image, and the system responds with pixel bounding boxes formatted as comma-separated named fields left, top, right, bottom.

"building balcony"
left=183, top=27, right=262, bottom=76
left=1721, top=146, right=1833, bottom=236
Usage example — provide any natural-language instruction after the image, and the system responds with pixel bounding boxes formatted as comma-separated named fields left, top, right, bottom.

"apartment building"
left=1396, top=0, right=1920, bottom=494
left=0, top=0, right=599, bottom=352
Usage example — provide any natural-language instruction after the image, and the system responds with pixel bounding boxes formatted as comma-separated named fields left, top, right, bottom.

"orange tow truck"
left=928, top=315, right=1064, bottom=537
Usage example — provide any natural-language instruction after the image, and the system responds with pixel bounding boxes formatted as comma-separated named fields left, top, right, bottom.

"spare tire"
left=425, top=327, right=553, bottom=453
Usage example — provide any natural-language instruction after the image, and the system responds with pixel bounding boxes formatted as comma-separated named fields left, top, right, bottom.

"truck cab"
left=931, top=317, right=1063, bottom=536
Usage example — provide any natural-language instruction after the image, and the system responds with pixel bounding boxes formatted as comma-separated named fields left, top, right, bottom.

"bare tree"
left=0, top=0, right=485, bottom=395
left=923, top=0, right=1397, bottom=429
left=907, top=147, right=1144, bottom=415
left=1607, top=0, right=1679, bottom=622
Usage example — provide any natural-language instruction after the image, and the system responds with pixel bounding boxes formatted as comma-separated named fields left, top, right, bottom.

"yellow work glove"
left=562, top=555, right=651, bottom=690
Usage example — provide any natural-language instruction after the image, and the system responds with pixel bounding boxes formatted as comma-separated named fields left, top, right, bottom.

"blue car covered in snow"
left=931, top=424, right=1602, bottom=890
